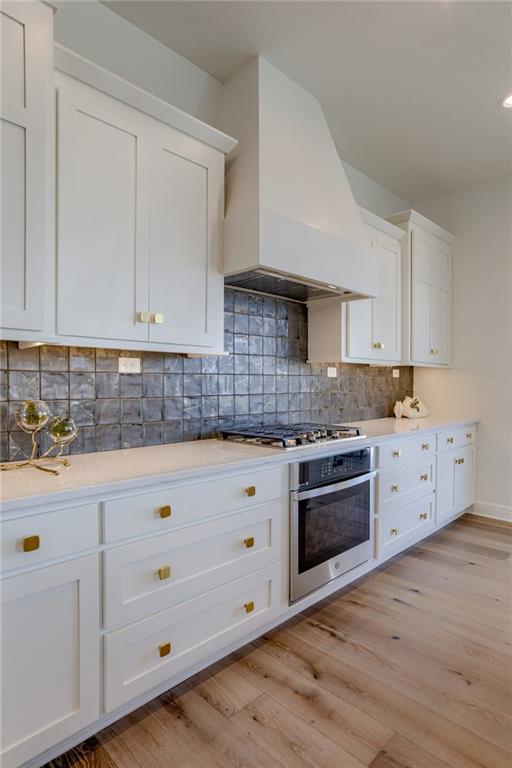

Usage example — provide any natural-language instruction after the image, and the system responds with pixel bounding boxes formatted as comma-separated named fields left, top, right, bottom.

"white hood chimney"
left=220, top=57, right=378, bottom=301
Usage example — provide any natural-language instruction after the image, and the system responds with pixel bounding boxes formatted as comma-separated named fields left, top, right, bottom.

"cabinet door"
left=0, top=555, right=100, bottom=768
left=411, top=226, right=434, bottom=364
left=346, top=225, right=401, bottom=362
left=430, top=240, right=451, bottom=365
left=57, top=75, right=150, bottom=341
left=454, top=445, right=475, bottom=511
left=147, top=118, right=224, bottom=348
left=436, top=448, right=457, bottom=524
left=0, top=1, right=52, bottom=331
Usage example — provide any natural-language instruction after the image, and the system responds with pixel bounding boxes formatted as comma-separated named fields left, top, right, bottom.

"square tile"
left=234, top=334, right=249, bottom=354
left=202, top=374, right=218, bottom=395
left=164, top=397, right=183, bottom=420
left=249, top=336, right=263, bottom=356
left=142, top=352, right=163, bottom=372
left=234, top=375, right=249, bottom=395
left=71, top=399, right=96, bottom=426
left=96, top=425, right=121, bottom=452
left=69, top=347, right=95, bottom=371
left=219, top=396, right=234, bottom=416
left=234, top=355, right=249, bottom=374
left=142, top=398, right=163, bottom=422
left=249, top=375, right=263, bottom=394
left=183, top=374, right=201, bottom=396
left=95, top=372, right=119, bottom=398
left=8, top=371, right=39, bottom=400
left=183, top=419, right=201, bottom=441
left=7, top=342, right=39, bottom=370
left=121, top=423, right=143, bottom=449
left=143, top=422, right=163, bottom=446
left=224, top=290, right=235, bottom=312
left=96, top=349, right=119, bottom=372
left=202, top=396, right=218, bottom=418
left=164, top=373, right=183, bottom=396
left=0, top=342, right=7, bottom=370
left=234, top=396, right=249, bottom=415
left=248, top=294, right=263, bottom=315
left=224, top=312, right=234, bottom=332
left=164, top=420, right=184, bottom=444
left=183, top=396, right=201, bottom=419
left=41, top=372, right=69, bottom=400
left=96, top=398, right=120, bottom=425
left=202, top=357, right=218, bottom=374
left=183, top=357, right=201, bottom=373
left=163, top=355, right=184, bottom=373
left=234, top=293, right=249, bottom=314
left=69, top=426, right=96, bottom=455
left=120, top=374, right=142, bottom=398
left=219, top=375, right=234, bottom=395
left=248, top=315, right=263, bottom=335
left=40, top=346, right=69, bottom=371
left=121, top=398, right=142, bottom=424
left=0, top=371, right=6, bottom=400
left=234, top=313, right=249, bottom=334
left=249, top=355, right=263, bottom=374
left=143, top=373, right=164, bottom=398
left=219, top=355, right=234, bottom=374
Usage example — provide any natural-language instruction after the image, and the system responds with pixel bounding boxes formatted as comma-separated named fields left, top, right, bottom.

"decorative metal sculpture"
left=0, top=400, right=77, bottom=476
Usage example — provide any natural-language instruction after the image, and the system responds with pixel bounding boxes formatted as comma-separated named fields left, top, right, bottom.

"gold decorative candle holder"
left=0, top=400, right=77, bottom=476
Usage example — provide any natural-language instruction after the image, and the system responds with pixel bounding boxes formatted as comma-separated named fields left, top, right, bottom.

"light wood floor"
left=46, top=513, right=512, bottom=768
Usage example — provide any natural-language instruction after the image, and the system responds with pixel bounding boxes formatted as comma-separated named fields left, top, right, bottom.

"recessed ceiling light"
left=501, top=93, right=512, bottom=109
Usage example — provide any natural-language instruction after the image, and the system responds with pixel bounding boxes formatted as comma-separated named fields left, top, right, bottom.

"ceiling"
left=103, top=1, right=512, bottom=204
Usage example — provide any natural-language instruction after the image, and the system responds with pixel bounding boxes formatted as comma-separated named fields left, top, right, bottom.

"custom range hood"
left=220, top=58, right=378, bottom=302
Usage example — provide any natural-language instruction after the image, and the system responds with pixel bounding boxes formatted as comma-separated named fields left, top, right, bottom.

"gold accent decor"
left=243, top=536, right=255, bottom=549
left=157, top=566, right=171, bottom=581
left=22, top=535, right=40, bottom=553
left=244, top=601, right=255, bottom=614
left=390, top=528, right=400, bottom=536
left=244, top=486, right=256, bottom=497
left=422, top=443, right=430, bottom=450
left=391, top=484, right=400, bottom=492
left=159, top=642, right=171, bottom=658
left=158, top=505, right=172, bottom=519
left=419, top=513, right=428, bottom=520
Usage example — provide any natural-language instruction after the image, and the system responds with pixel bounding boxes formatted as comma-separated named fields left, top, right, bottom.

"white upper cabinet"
left=389, top=210, right=453, bottom=367
left=308, top=208, right=403, bottom=364
left=56, top=73, right=226, bottom=352
left=0, top=1, right=53, bottom=332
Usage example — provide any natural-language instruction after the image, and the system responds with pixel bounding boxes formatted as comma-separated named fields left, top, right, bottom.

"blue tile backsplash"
left=0, top=289, right=413, bottom=461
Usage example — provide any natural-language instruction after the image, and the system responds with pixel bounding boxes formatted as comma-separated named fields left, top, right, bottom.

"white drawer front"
left=0, top=504, right=98, bottom=574
left=437, top=425, right=476, bottom=453
left=378, top=434, right=435, bottom=468
left=377, top=495, right=435, bottom=561
left=104, top=502, right=282, bottom=627
left=104, top=563, right=281, bottom=711
left=103, top=466, right=282, bottom=543
left=378, top=457, right=435, bottom=513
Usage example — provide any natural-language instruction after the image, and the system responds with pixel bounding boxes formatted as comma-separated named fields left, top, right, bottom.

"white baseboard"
left=471, top=501, right=512, bottom=523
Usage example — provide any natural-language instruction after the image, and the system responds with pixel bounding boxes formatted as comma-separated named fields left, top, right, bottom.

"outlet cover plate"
left=392, top=369, right=400, bottom=378
left=119, top=357, right=141, bottom=374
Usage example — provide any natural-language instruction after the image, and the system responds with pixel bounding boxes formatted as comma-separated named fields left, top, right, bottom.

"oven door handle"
left=291, top=471, right=375, bottom=502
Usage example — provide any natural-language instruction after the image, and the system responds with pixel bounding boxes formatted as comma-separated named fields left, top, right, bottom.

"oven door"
left=290, top=472, right=375, bottom=603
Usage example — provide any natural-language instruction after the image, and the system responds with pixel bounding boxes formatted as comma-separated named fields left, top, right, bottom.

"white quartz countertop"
left=0, top=416, right=477, bottom=512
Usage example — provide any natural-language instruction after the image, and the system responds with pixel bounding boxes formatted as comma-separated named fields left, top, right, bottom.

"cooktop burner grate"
left=221, top=423, right=364, bottom=449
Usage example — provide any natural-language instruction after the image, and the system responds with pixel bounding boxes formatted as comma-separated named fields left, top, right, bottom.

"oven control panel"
left=296, top=448, right=373, bottom=489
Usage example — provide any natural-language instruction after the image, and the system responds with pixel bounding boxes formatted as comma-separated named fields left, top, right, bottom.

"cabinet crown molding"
left=387, top=209, right=454, bottom=244
left=358, top=206, right=405, bottom=240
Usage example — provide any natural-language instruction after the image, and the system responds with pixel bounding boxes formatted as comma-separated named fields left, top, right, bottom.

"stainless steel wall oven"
left=290, top=448, right=375, bottom=602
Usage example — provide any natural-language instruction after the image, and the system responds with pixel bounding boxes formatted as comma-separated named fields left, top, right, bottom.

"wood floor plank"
left=42, top=516, right=512, bottom=768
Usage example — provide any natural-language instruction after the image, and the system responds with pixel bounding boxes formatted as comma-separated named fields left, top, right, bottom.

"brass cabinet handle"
left=159, top=642, right=171, bottom=658
left=22, top=535, right=40, bottom=553
left=391, top=484, right=400, bottom=492
left=151, top=313, right=165, bottom=324
left=420, top=474, right=429, bottom=481
left=157, top=565, right=171, bottom=581
left=244, top=601, right=255, bottom=614
left=466, top=432, right=473, bottom=440
left=244, top=486, right=256, bottom=497
left=158, top=505, right=172, bottom=519
left=419, top=512, right=428, bottom=521
left=455, top=457, right=465, bottom=465
left=421, top=443, right=430, bottom=450
left=392, top=450, right=402, bottom=458
left=136, top=311, right=151, bottom=323
left=390, top=528, right=400, bottom=536
left=447, top=436, right=454, bottom=444
left=430, top=348, right=439, bottom=355
left=372, top=341, right=384, bottom=350
left=243, top=536, right=255, bottom=549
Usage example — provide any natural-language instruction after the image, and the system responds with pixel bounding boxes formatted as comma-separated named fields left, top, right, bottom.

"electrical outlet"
left=327, top=367, right=338, bottom=378
left=119, top=357, right=141, bottom=374
left=392, top=369, right=400, bottom=378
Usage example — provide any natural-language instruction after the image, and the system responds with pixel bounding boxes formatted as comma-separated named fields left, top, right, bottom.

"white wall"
left=415, top=176, right=512, bottom=520
left=52, top=1, right=222, bottom=126
left=343, top=162, right=409, bottom=218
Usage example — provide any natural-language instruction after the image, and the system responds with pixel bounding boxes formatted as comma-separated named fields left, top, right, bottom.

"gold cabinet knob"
left=419, top=512, right=428, bottom=521
left=392, top=450, right=402, bottom=458
left=447, top=436, right=454, bottom=444
left=136, top=311, right=151, bottom=322
left=421, top=443, right=430, bottom=450
left=159, top=642, right=171, bottom=658
left=244, top=486, right=256, bottom=497
left=372, top=342, right=384, bottom=350
left=390, top=528, right=400, bottom=536
left=243, top=536, right=255, bottom=549
left=157, top=565, right=171, bottom=581
left=152, top=313, right=165, bottom=324
left=22, top=535, right=40, bottom=553
left=244, top=600, right=255, bottom=614
left=420, top=474, right=429, bottom=481
left=391, top=484, right=400, bottom=492
left=158, top=505, right=172, bottom=519
left=466, top=432, right=473, bottom=440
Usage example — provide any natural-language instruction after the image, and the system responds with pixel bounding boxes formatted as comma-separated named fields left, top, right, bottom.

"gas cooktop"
left=221, top=423, right=365, bottom=449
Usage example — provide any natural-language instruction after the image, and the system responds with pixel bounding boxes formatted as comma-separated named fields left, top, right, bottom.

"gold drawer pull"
left=390, top=528, right=400, bottom=536
left=243, top=536, right=255, bottom=549
left=244, top=600, right=255, bottom=614
left=22, top=535, right=40, bottom=553
left=420, top=474, right=429, bottom=481
left=455, top=457, right=465, bottom=465
left=372, top=341, right=384, bottom=350
left=157, top=565, right=171, bottom=581
left=136, top=311, right=151, bottom=323
left=466, top=432, right=473, bottom=440
left=152, top=313, right=165, bottom=324
left=158, top=505, right=172, bottom=519
left=447, top=436, right=454, bottom=444
left=430, top=348, right=439, bottom=355
left=244, top=486, right=256, bottom=497
left=159, top=642, right=171, bottom=658
left=421, top=443, right=430, bottom=450
left=392, top=450, right=402, bottom=458
left=419, top=512, right=428, bottom=521
left=391, top=484, right=400, bottom=492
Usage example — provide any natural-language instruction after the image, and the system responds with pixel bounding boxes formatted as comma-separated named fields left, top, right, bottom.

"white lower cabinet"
left=0, top=555, right=100, bottom=768
left=436, top=444, right=476, bottom=526
left=104, top=563, right=281, bottom=712
left=376, top=495, right=435, bottom=561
